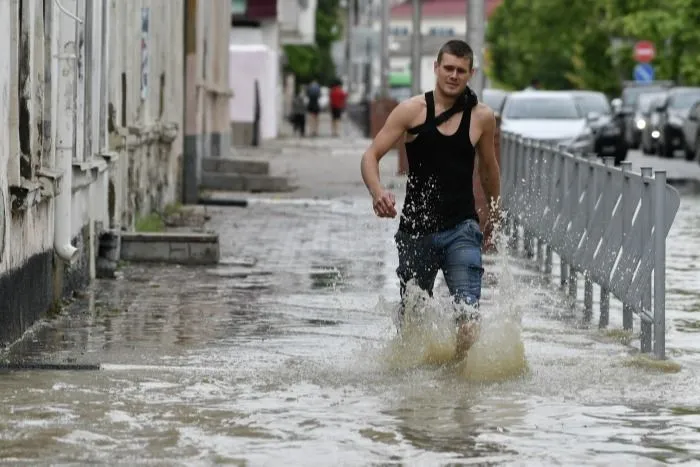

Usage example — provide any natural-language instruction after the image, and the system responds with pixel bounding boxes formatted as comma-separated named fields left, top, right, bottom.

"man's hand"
left=372, top=189, right=397, bottom=218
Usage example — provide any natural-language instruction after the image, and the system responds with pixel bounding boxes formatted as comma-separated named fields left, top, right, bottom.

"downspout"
left=53, top=0, right=82, bottom=263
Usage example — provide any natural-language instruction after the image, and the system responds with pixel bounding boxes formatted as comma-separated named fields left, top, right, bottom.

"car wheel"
left=661, top=134, right=674, bottom=158
left=615, top=148, right=628, bottom=165
left=696, top=142, right=700, bottom=164
left=685, top=144, right=695, bottom=161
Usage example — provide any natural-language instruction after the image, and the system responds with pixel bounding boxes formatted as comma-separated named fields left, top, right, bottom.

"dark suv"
left=655, top=87, right=700, bottom=159
left=617, top=81, right=674, bottom=149
left=571, top=90, right=627, bottom=163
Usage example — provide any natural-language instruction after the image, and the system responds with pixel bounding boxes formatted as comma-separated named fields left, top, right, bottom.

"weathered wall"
left=0, top=0, right=196, bottom=346
left=183, top=0, right=232, bottom=203
left=107, top=0, right=185, bottom=228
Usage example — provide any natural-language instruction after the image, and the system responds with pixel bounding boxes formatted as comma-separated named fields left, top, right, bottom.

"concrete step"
left=200, top=172, right=294, bottom=193
left=201, top=157, right=269, bottom=175
left=121, top=231, right=220, bottom=265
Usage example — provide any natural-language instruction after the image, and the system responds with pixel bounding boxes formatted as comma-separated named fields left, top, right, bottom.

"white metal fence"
left=500, top=132, right=681, bottom=359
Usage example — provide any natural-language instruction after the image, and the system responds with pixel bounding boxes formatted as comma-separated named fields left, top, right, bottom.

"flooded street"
left=2, top=144, right=700, bottom=465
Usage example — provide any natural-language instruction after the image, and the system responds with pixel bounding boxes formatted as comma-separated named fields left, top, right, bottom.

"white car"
left=500, top=91, right=595, bottom=153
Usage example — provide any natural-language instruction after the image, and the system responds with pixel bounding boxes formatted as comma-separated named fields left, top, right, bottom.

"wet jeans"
left=395, top=218, right=484, bottom=312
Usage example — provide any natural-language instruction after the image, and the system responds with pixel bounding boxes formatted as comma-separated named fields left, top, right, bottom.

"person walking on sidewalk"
left=306, top=79, right=322, bottom=136
left=329, top=79, right=348, bottom=137
left=360, top=39, right=501, bottom=358
left=290, top=86, right=307, bottom=137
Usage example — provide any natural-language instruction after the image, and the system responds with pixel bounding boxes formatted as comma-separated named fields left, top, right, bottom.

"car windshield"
left=622, top=86, right=666, bottom=107
left=503, top=97, right=579, bottom=119
left=668, top=90, right=700, bottom=110
left=637, top=92, right=666, bottom=112
left=573, top=94, right=611, bottom=116
left=483, top=91, right=506, bottom=111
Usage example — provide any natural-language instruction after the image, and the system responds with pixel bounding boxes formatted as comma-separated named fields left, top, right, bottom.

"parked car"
left=570, top=90, right=626, bottom=163
left=500, top=91, right=595, bottom=154
left=639, top=91, right=668, bottom=154
left=682, top=100, right=700, bottom=161
left=482, top=88, right=508, bottom=116
left=655, top=86, right=700, bottom=159
left=614, top=81, right=673, bottom=149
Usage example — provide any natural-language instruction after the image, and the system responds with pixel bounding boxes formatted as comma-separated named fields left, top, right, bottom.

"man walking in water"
left=360, top=40, right=501, bottom=358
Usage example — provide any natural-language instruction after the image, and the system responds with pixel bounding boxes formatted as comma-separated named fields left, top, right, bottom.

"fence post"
left=654, top=170, right=667, bottom=359
left=598, top=157, right=615, bottom=328
left=568, top=154, right=580, bottom=302
left=583, top=153, right=597, bottom=321
left=559, top=150, right=569, bottom=289
left=544, top=145, right=556, bottom=275
left=619, top=161, right=634, bottom=331
left=640, top=167, right=653, bottom=353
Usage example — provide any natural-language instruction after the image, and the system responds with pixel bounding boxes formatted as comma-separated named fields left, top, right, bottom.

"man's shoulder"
left=473, top=102, right=496, bottom=126
left=395, top=94, right=427, bottom=115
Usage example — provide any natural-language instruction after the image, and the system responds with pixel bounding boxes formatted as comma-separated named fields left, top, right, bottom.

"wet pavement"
left=2, top=126, right=700, bottom=465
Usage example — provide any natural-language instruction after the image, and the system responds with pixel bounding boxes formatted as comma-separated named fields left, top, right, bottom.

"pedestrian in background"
left=290, top=85, right=307, bottom=137
left=306, top=79, right=322, bottom=136
left=329, top=79, right=348, bottom=137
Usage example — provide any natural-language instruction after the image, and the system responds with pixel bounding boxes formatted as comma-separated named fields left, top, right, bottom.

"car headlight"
left=636, top=119, right=646, bottom=130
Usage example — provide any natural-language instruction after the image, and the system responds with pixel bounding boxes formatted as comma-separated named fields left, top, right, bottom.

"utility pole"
left=467, top=0, right=485, bottom=100
left=379, top=0, right=390, bottom=98
left=411, top=0, right=422, bottom=96
left=347, top=0, right=355, bottom=94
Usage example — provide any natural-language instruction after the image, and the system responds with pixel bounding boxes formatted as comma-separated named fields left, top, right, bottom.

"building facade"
left=0, top=0, right=231, bottom=345
left=229, top=0, right=317, bottom=143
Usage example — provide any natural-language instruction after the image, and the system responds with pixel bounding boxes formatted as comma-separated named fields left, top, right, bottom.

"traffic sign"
left=634, top=40, right=656, bottom=63
left=633, top=63, right=655, bottom=83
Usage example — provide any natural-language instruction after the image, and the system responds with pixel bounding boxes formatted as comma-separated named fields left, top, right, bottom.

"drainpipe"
left=53, top=0, right=82, bottom=263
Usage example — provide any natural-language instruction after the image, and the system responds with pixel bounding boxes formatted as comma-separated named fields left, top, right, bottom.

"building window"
left=428, top=27, right=455, bottom=37
left=231, top=0, right=246, bottom=15
left=390, top=26, right=409, bottom=36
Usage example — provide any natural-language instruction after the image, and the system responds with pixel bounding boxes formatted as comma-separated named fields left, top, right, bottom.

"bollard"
left=619, top=161, right=634, bottom=331
left=640, top=167, right=653, bottom=353
left=653, top=170, right=667, bottom=359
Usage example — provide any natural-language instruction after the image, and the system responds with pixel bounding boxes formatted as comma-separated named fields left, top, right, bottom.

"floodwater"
left=1, top=195, right=700, bottom=466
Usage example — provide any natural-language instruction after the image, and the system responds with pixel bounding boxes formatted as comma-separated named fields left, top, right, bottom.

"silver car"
left=500, top=91, right=595, bottom=153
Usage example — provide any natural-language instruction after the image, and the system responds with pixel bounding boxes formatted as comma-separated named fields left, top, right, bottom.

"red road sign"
left=634, top=40, right=656, bottom=63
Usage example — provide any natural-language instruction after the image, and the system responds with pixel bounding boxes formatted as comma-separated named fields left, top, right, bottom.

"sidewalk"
left=214, top=113, right=406, bottom=200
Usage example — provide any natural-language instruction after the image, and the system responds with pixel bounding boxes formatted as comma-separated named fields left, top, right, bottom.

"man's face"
left=434, top=53, right=473, bottom=97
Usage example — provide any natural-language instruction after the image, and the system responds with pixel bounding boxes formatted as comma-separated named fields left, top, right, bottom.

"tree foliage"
left=486, top=0, right=700, bottom=95
left=283, top=0, right=343, bottom=86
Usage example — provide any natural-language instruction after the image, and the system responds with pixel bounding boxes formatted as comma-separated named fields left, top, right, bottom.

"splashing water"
left=376, top=212, right=530, bottom=383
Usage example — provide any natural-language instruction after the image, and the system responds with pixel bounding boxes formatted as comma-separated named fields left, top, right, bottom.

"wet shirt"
left=398, top=91, right=478, bottom=235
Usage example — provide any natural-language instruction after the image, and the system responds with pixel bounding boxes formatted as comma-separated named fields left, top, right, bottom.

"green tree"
left=486, top=0, right=700, bottom=95
left=283, top=0, right=343, bottom=86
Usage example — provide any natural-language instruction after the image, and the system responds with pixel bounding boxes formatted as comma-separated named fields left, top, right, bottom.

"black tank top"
left=398, top=91, right=478, bottom=235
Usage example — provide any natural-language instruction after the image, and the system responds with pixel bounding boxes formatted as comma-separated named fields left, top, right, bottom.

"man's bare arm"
left=360, top=101, right=413, bottom=197
left=475, top=106, right=501, bottom=220
left=360, top=100, right=417, bottom=217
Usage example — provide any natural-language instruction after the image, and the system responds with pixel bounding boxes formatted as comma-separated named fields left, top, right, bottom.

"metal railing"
left=500, top=132, right=681, bottom=359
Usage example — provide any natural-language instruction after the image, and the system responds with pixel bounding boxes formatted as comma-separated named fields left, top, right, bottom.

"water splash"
left=376, top=218, right=530, bottom=383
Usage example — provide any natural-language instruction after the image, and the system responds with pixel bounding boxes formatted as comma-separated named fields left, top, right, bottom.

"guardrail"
left=500, top=132, right=681, bottom=359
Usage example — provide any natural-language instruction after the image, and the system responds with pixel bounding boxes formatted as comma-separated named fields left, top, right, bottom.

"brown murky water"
left=1, top=195, right=700, bottom=465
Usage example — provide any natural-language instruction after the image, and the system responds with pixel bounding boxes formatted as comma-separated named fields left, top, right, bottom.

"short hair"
left=437, top=40, right=474, bottom=68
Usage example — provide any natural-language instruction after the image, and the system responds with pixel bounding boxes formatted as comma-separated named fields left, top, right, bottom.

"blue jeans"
left=395, top=219, right=484, bottom=313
